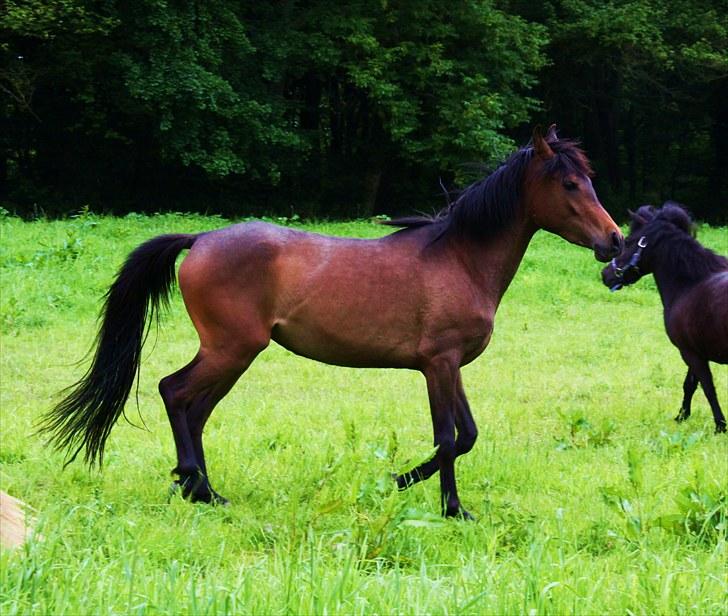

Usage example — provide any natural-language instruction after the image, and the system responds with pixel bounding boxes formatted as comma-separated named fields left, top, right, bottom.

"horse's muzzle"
left=601, top=262, right=623, bottom=291
left=594, top=231, right=623, bottom=262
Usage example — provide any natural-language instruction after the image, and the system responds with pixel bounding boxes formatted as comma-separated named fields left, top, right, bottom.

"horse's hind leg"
left=185, top=349, right=265, bottom=497
left=680, top=351, right=726, bottom=433
left=159, top=346, right=263, bottom=503
left=159, top=358, right=200, bottom=495
left=675, top=369, right=698, bottom=423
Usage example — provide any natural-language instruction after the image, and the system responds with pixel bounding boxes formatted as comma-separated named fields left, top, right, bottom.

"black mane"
left=647, top=203, right=728, bottom=282
left=385, top=137, right=592, bottom=240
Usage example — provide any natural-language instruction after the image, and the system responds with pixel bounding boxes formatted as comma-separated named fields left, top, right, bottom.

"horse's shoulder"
left=692, top=270, right=728, bottom=303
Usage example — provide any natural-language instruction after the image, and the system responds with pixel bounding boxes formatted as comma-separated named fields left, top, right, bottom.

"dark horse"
left=41, top=127, right=622, bottom=518
left=602, top=202, right=728, bottom=433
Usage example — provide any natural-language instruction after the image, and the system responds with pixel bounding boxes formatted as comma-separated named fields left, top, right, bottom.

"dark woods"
left=2, top=1, right=727, bottom=221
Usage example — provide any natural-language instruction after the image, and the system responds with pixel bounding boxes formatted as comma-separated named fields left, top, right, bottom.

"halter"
left=609, top=236, right=647, bottom=291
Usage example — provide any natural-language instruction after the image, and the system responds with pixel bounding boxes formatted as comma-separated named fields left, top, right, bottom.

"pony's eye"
left=562, top=180, right=578, bottom=191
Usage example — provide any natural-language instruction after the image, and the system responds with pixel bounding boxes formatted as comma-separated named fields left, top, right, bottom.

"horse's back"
left=667, top=271, right=728, bottom=363
left=177, top=220, right=366, bottom=316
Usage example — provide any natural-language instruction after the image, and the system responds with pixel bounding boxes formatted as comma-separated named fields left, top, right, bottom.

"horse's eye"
left=563, top=180, right=578, bottom=191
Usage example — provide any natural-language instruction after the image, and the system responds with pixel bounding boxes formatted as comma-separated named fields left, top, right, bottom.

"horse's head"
left=525, top=126, right=623, bottom=262
left=601, top=205, right=658, bottom=291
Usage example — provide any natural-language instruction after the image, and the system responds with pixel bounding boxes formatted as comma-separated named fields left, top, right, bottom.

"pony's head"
left=601, top=202, right=695, bottom=291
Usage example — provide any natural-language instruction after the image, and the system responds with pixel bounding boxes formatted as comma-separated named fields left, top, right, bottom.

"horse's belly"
left=667, top=281, right=728, bottom=363
left=270, top=317, right=420, bottom=369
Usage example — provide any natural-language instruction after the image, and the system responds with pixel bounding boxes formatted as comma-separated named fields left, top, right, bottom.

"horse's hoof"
left=209, top=490, right=230, bottom=506
left=169, top=479, right=201, bottom=502
left=459, top=509, right=476, bottom=521
left=395, top=472, right=418, bottom=491
left=169, top=475, right=228, bottom=505
left=445, top=507, right=476, bottom=521
left=168, top=481, right=182, bottom=500
left=715, top=423, right=727, bottom=434
left=187, top=489, right=229, bottom=506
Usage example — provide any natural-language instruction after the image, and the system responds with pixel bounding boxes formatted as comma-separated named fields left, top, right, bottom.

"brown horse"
left=40, top=127, right=622, bottom=518
left=602, top=202, right=727, bottom=433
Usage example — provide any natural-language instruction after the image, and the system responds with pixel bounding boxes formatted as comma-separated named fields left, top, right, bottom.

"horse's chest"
left=460, top=312, right=495, bottom=364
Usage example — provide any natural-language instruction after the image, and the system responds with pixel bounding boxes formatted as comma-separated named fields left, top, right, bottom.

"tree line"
left=2, top=0, right=726, bottom=221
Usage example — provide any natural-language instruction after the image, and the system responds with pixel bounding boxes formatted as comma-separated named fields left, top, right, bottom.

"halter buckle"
left=611, top=235, right=647, bottom=281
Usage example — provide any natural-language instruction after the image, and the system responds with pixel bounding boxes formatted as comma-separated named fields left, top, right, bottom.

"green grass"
left=1, top=212, right=726, bottom=615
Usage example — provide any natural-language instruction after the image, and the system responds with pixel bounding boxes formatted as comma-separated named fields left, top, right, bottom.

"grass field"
left=1, top=212, right=726, bottom=615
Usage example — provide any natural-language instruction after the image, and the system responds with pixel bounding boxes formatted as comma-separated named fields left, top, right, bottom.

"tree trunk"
left=359, top=166, right=382, bottom=218
left=710, top=82, right=728, bottom=217
left=625, top=105, right=637, bottom=203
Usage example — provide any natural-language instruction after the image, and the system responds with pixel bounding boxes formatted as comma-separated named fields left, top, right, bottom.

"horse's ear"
left=630, top=205, right=655, bottom=227
left=532, top=125, right=554, bottom=160
left=628, top=208, right=648, bottom=232
left=545, top=124, right=558, bottom=142
left=628, top=208, right=644, bottom=223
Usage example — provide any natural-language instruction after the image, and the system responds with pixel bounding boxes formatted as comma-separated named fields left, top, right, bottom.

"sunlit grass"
left=1, top=213, right=726, bottom=614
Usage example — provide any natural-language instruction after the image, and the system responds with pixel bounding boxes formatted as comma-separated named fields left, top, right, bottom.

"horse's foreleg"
left=680, top=352, right=726, bottom=433
left=423, top=359, right=472, bottom=518
left=395, top=373, right=477, bottom=491
left=452, top=372, right=478, bottom=456
left=675, top=369, right=698, bottom=423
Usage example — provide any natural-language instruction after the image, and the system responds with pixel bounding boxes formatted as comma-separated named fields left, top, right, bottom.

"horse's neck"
left=652, top=261, right=696, bottom=312
left=454, top=218, right=536, bottom=306
left=651, top=233, right=728, bottom=308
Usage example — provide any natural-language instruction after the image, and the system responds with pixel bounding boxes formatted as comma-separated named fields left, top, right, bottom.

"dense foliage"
left=1, top=0, right=726, bottom=220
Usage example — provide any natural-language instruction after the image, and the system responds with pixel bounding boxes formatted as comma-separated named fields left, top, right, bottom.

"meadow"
left=1, top=212, right=726, bottom=615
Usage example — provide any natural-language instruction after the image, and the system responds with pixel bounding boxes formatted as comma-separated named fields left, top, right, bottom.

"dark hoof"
left=459, top=509, right=476, bottom=521
left=674, top=409, right=689, bottom=423
left=186, top=485, right=230, bottom=506
left=170, top=473, right=230, bottom=505
left=207, top=490, right=230, bottom=506
left=445, top=507, right=475, bottom=521
left=394, top=472, right=421, bottom=491
left=168, top=481, right=182, bottom=501
left=169, top=478, right=199, bottom=501
left=715, top=423, right=727, bottom=434
left=394, top=473, right=410, bottom=491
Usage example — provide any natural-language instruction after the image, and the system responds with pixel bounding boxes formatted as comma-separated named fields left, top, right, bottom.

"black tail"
left=39, top=233, right=197, bottom=466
